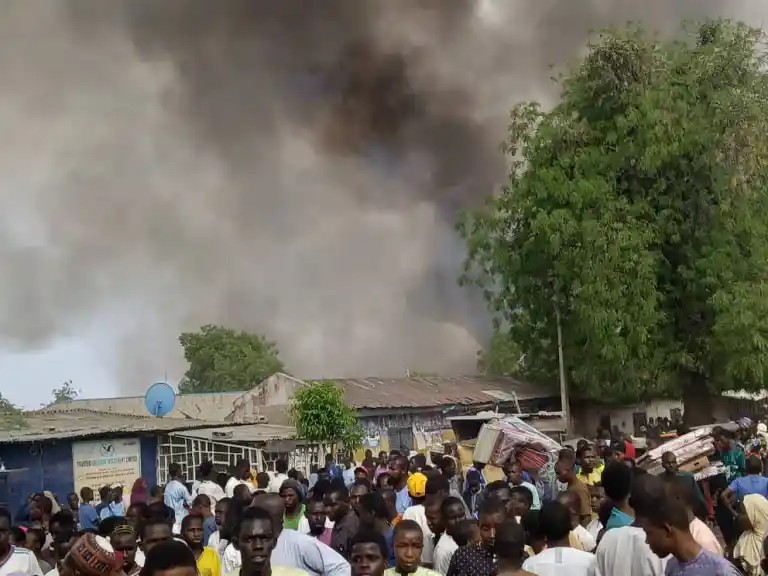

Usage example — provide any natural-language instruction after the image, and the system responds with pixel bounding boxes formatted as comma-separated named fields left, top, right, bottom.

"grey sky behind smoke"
left=1, top=1, right=767, bottom=407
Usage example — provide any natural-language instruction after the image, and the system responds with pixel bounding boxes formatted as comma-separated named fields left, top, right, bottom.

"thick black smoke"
left=0, top=1, right=765, bottom=392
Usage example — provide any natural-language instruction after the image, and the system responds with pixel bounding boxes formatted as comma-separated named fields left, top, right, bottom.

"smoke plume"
left=0, top=0, right=766, bottom=392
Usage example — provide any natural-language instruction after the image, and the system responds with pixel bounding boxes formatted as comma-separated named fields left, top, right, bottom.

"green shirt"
left=719, top=448, right=746, bottom=481
left=283, top=504, right=306, bottom=531
left=385, top=568, right=442, bottom=576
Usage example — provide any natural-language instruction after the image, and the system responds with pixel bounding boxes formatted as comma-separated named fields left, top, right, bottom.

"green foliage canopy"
left=290, top=380, right=363, bottom=449
left=50, top=380, right=79, bottom=405
left=461, top=21, right=768, bottom=416
left=0, top=393, right=25, bottom=430
left=178, top=325, right=285, bottom=394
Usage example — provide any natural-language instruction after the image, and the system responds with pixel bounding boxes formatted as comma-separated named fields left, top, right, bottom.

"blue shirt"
left=605, top=507, right=634, bottom=530
left=342, top=468, right=355, bottom=487
left=384, top=527, right=395, bottom=567
left=395, top=486, right=411, bottom=514
left=729, top=474, right=768, bottom=500
left=203, top=516, right=217, bottom=546
left=79, top=503, right=99, bottom=531
left=164, top=479, right=192, bottom=526
left=99, top=501, right=125, bottom=520
left=665, top=548, right=741, bottom=576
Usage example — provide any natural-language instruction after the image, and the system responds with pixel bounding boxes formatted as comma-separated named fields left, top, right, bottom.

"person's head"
left=305, top=494, right=328, bottom=536
left=379, top=487, right=397, bottom=521
left=577, top=446, right=597, bottom=473
left=215, top=497, right=231, bottom=528
left=388, top=456, right=409, bottom=483
left=392, top=520, right=423, bottom=573
left=255, top=472, right=270, bottom=490
left=348, top=467, right=363, bottom=482
left=140, top=518, right=173, bottom=554
left=317, top=468, right=330, bottom=483
left=199, top=460, right=214, bottom=480
left=324, top=485, right=351, bottom=523
left=555, top=491, right=580, bottom=529
left=589, top=486, right=606, bottom=514
left=9, top=526, right=26, bottom=547
left=233, top=483, right=252, bottom=505
left=357, top=492, right=389, bottom=528
left=279, top=480, right=303, bottom=513
left=424, top=496, right=445, bottom=536
left=140, top=539, right=197, bottom=576
left=191, top=494, right=211, bottom=518
left=98, top=486, right=110, bottom=503
left=349, top=530, right=387, bottom=576
left=495, top=521, right=526, bottom=570
left=180, top=514, right=203, bottom=550
left=426, top=474, right=449, bottom=497
left=250, top=493, right=285, bottom=536
left=606, top=441, right=626, bottom=463
left=349, top=481, right=371, bottom=515
left=466, top=470, right=482, bottom=492
left=325, top=453, right=334, bottom=464
left=452, top=519, right=481, bottom=547
left=555, top=455, right=576, bottom=484
left=486, top=480, right=513, bottom=516
left=478, top=498, right=506, bottom=551
left=509, top=486, right=533, bottom=517
left=714, top=429, right=734, bottom=453
left=67, top=492, right=80, bottom=510
left=235, top=459, right=251, bottom=481
left=111, top=525, right=139, bottom=571
left=539, top=500, right=572, bottom=546
left=441, top=497, right=466, bottom=536
left=602, top=460, right=632, bottom=505
left=149, top=485, right=164, bottom=504
left=98, top=517, right=125, bottom=539
left=52, top=532, right=80, bottom=570
left=168, top=463, right=182, bottom=480
left=61, top=533, right=120, bottom=576
left=406, top=473, right=427, bottom=504
left=661, top=451, right=678, bottom=474
left=663, top=475, right=695, bottom=516
left=26, top=527, right=46, bottom=554
left=375, top=472, right=390, bottom=491
left=50, top=510, right=76, bottom=540
left=236, top=507, right=278, bottom=575
left=521, top=510, right=545, bottom=554
left=438, top=455, right=457, bottom=479
left=503, top=460, right=523, bottom=486
left=35, top=495, right=54, bottom=519
left=80, top=487, right=94, bottom=504
left=747, top=454, right=764, bottom=475
left=636, top=491, right=691, bottom=558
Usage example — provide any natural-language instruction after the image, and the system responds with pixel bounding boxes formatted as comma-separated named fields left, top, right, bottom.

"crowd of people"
left=5, top=427, right=768, bottom=576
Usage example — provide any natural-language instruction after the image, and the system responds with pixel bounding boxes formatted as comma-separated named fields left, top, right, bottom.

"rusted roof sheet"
left=322, top=375, right=556, bottom=409
left=0, top=409, right=245, bottom=444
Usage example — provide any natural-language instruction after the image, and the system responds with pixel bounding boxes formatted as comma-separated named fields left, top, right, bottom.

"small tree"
left=178, top=325, right=285, bottom=393
left=290, top=380, right=363, bottom=451
left=50, top=380, right=79, bottom=405
left=0, top=393, right=25, bottom=430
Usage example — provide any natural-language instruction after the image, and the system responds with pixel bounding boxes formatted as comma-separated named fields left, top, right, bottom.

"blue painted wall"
left=0, top=435, right=158, bottom=518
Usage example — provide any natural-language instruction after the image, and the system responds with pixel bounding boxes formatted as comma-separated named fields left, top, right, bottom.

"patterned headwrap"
left=66, top=534, right=120, bottom=576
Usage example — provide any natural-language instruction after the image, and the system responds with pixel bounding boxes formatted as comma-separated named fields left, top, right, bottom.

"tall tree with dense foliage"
left=0, top=393, right=25, bottom=430
left=178, top=324, right=285, bottom=393
left=290, top=380, right=363, bottom=450
left=461, top=21, right=768, bottom=424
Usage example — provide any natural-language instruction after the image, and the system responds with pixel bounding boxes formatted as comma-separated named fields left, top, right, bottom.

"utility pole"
left=555, top=303, right=570, bottom=436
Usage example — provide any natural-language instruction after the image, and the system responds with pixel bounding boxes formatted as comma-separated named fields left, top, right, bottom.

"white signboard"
left=72, top=438, right=141, bottom=499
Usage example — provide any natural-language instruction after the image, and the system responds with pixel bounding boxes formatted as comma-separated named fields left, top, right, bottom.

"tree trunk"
left=682, top=371, right=714, bottom=427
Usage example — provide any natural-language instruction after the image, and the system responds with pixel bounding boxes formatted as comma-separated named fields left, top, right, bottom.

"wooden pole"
left=555, top=303, right=570, bottom=436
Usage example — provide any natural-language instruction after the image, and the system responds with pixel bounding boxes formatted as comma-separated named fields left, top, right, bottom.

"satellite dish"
left=144, top=382, right=176, bottom=417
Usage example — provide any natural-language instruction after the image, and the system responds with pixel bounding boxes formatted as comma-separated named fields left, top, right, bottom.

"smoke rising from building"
left=0, top=1, right=765, bottom=392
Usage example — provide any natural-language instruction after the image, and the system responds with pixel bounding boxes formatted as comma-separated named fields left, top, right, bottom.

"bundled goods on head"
left=636, top=420, right=747, bottom=476
left=473, top=416, right=562, bottom=490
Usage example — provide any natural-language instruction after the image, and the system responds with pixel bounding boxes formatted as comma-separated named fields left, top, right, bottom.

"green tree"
left=178, top=325, right=285, bottom=394
left=290, top=380, right=363, bottom=449
left=50, top=380, right=79, bottom=405
left=0, top=393, right=25, bottom=430
left=460, top=21, right=768, bottom=425
left=477, top=330, right=524, bottom=377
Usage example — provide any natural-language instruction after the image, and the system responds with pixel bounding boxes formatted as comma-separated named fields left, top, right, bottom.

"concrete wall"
left=572, top=398, right=684, bottom=437
left=0, top=435, right=157, bottom=517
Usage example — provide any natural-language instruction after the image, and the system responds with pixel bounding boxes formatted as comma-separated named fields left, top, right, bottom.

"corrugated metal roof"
left=325, top=375, right=556, bottom=409
left=43, top=391, right=243, bottom=421
left=0, top=409, right=238, bottom=444
left=171, top=424, right=295, bottom=443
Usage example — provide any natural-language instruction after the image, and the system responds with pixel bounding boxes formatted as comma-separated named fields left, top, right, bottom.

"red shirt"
left=624, top=440, right=636, bottom=459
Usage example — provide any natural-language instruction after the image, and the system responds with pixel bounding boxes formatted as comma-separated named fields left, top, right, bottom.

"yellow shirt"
left=197, top=547, right=222, bottom=576
left=576, top=463, right=605, bottom=486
